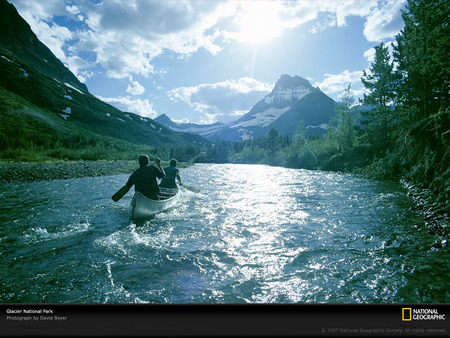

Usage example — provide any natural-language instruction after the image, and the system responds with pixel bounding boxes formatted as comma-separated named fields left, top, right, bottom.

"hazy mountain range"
left=156, top=74, right=336, bottom=142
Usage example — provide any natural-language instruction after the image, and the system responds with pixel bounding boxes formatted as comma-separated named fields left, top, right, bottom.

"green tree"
left=210, top=140, right=230, bottom=163
left=394, top=0, right=450, bottom=121
left=329, top=84, right=359, bottom=152
left=361, top=42, right=396, bottom=145
left=267, top=128, right=280, bottom=160
left=283, top=121, right=317, bottom=169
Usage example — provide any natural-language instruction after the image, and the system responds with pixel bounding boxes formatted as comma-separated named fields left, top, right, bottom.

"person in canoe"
left=159, top=158, right=182, bottom=190
left=126, top=155, right=165, bottom=200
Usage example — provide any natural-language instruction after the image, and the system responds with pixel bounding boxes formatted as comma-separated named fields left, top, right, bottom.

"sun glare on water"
left=235, top=2, right=285, bottom=44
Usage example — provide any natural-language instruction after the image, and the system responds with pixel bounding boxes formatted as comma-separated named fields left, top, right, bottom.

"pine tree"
left=267, top=128, right=279, bottom=158
left=394, top=0, right=450, bottom=121
left=361, top=42, right=396, bottom=146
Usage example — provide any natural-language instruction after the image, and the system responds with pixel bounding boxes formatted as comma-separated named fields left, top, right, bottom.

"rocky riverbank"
left=0, top=160, right=138, bottom=183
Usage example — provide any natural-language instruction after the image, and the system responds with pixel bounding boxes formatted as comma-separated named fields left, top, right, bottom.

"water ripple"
left=0, top=164, right=448, bottom=303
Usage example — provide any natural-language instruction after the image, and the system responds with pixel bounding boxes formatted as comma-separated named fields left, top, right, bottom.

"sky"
left=9, top=0, right=407, bottom=125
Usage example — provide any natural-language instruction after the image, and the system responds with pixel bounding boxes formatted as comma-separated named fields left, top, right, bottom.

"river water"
left=0, top=164, right=448, bottom=304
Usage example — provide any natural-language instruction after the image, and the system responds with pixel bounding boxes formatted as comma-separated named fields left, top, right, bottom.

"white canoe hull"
left=131, top=188, right=180, bottom=220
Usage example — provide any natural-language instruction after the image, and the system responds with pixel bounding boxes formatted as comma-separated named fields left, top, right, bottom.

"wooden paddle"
left=111, top=185, right=131, bottom=202
left=180, top=183, right=200, bottom=193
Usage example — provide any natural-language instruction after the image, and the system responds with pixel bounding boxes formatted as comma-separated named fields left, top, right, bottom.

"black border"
left=1, top=303, right=449, bottom=337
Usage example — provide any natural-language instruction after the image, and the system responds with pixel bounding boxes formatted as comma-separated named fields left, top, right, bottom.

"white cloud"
left=364, top=48, right=376, bottom=63
left=333, top=0, right=377, bottom=27
left=9, top=0, right=406, bottom=87
left=80, top=30, right=157, bottom=79
left=315, top=70, right=364, bottom=95
left=65, top=5, right=81, bottom=17
left=363, top=41, right=396, bottom=63
left=199, top=112, right=220, bottom=125
left=74, top=0, right=228, bottom=78
left=273, top=0, right=378, bottom=34
left=364, top=0, right=407, bottom=42
left=9, top=0, right=66, bottom=21
left=126, top=78, right=146, bottom=96
left=65, top=55, right=91, bottom=80
left=168, top=77, right=272, bottom=123
left=309, top=14, right=336, bottom=34
left=281, top=0, right=403, bottom=42
left=10, top=0, right=228, bottom=79
left=96, top=95, right=157, bottom=118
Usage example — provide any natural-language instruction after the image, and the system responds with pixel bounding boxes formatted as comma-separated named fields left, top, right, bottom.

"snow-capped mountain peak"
left=264, top=74, right=314, bottom=105
left=231, top=75, right=315, bottom=129
left=264, top=86, right=312, bottom=105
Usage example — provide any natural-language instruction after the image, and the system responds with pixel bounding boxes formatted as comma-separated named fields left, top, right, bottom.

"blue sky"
left=9, top=0, right=406, bottom=124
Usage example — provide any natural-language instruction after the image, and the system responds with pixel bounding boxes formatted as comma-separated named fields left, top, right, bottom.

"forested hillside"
left=0, top=0, right=210, bottom=162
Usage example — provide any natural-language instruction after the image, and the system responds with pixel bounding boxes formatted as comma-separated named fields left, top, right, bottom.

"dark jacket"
left=159, top=165, right=179, bottom=189
left=126, top=165, right=165, bottom=199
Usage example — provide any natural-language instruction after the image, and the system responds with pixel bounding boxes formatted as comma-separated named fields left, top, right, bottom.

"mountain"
left=267, top=88, right=336, bottom=136
left=154, top=114, right=180, bottom=129
left=154, top=114, right=225, bottom=139
left=0, top=0, right=210, bottom=161
left=219, top=74, right=336, bottom=141
left=157, top=75, right=336, bottom=142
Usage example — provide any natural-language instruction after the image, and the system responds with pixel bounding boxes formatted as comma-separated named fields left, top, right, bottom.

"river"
left=0, top=164, right=448, bottom=303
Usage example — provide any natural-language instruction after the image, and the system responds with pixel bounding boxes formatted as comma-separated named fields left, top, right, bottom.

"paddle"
left=111, top=185, right=131, bottom=202
left=180, top=183, right=200, bottom=193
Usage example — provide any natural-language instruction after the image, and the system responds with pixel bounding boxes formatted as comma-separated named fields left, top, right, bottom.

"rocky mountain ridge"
left=156, top=74, right=336, bottom=142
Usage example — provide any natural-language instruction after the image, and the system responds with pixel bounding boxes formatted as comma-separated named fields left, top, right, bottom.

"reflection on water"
left=0, top=164, right=448, bottom=303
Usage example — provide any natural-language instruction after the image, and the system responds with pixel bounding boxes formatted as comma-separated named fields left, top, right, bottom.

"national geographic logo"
left=402, top=308, right=446, bottom=321
left=402, top=308, right=412, bottom=321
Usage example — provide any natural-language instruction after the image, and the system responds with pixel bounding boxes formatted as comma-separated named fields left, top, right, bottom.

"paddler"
left=159, top=158, right=182, bottom=190
left=125, top=155, right=165, bottom=200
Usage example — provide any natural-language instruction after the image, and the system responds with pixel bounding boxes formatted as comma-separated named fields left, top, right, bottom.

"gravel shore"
left=0, top=160, right=138, bottom=183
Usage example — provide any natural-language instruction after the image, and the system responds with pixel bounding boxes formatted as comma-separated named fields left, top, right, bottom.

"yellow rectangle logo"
left=402, top=308, right=412, bottom=321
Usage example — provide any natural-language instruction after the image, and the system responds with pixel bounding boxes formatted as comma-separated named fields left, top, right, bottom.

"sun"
left=235, top=2, right=284, bottom=44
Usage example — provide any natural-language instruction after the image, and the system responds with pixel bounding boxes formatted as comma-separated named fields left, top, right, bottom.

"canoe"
left=131, top=188, right=181, bottom=220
